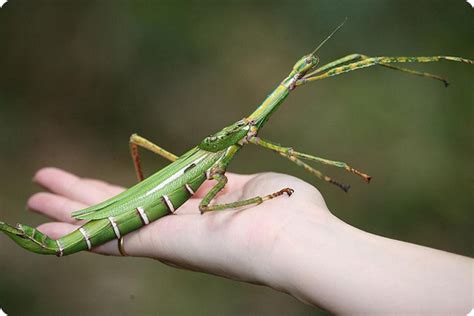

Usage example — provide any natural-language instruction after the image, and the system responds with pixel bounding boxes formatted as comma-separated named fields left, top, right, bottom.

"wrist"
left=261, top=208, right=473, bottom=314
left=256, top=208, right=350, bottom=306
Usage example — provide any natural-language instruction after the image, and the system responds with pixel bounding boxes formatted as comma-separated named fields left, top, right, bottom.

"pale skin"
left=28, top=167, right=472, bottom=315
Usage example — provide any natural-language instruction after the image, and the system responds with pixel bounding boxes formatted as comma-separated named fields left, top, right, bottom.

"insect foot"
left=281, top=188, right=295, bottom=196
left=348, top=167, right=372, bottom=183
left=329, top=179, right=351, bottom=193
left=262, top=187, right=295, bottom=202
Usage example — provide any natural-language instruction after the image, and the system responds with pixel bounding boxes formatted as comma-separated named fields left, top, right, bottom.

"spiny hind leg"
left=129, top=133, right=178, bottom=182
left=199, top=171, right=293, bottom=213
left=247, top=136, right=371, bottom=183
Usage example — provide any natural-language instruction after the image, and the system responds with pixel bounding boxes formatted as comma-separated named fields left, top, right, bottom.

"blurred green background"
left=0, top=1, right=472, bottom=315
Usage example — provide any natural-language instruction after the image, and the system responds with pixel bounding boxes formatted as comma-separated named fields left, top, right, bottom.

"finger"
left=33, top=167, right=124, bottom=205
left=37, top=222, right=79, bottom=239
left=27, top=192, right=87, bottom=224
left=80, top=178, right=124, bottom=196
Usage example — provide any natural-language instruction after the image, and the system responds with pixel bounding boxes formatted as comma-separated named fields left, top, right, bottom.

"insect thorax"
left=198, top=120, right=249, bottom=152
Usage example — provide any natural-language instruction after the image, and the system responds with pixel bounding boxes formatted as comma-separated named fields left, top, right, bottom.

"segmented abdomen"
left=58, top=172, right=207, bottom=256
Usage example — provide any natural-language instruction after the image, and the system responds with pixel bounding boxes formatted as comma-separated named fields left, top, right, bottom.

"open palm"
left=29, top=167, right=331, bottom=284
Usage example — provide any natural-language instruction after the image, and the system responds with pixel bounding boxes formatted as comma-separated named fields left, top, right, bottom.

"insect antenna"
left=310, top=17, right=347, bottom=56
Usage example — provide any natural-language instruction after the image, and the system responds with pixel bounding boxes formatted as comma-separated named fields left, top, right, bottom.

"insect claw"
left=329, top=179, right=351, bottom=192
left=267, top=188, right=295, bottom=200
left=348, top=167, right=372, bottom=183
left=283, top=188, right=294, bottom=196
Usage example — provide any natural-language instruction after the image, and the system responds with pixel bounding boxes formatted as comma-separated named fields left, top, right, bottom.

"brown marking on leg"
left=130, top=142, right=145, bottom=182
left=345, top=166, right=372, bottom=183
left=262, top=187, right=295, bottom=201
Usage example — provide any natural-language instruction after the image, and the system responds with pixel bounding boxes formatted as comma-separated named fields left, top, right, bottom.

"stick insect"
left=1, top=21, right=472, bottom=257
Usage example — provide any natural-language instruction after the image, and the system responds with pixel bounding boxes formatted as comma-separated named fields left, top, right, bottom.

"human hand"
left=28, top=167, right=333, bottom=291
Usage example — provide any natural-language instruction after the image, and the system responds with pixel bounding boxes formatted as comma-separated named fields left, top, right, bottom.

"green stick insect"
left=1, top=21, right=472, bottom=257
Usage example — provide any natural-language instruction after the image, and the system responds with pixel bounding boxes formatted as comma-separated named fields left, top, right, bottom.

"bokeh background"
left=0, top=1, right=472, bottom=315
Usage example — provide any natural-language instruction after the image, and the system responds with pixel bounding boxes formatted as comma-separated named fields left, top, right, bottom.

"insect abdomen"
left=58, top=173, right=206, bottom=256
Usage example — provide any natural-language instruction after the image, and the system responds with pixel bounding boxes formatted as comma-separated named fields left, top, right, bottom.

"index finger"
left=33, top=167, right=124, bottom=205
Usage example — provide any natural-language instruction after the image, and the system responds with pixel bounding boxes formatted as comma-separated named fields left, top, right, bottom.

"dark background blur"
left=0, top=1, right=472, bottom=315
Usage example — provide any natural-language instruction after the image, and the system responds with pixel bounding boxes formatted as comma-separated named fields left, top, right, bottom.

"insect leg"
left=129, top=133, right=178, bottom=182
left=248, top=136, right=370, bottom=183
left=308, top=53, right=364, bottom=76
left=305, top=53, right=449, bottom=86
left=278, top=152, right=350, bottom=192
left=199, top=172, right=293, bottom=213
left=298, top=55, right=473, bottom=86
